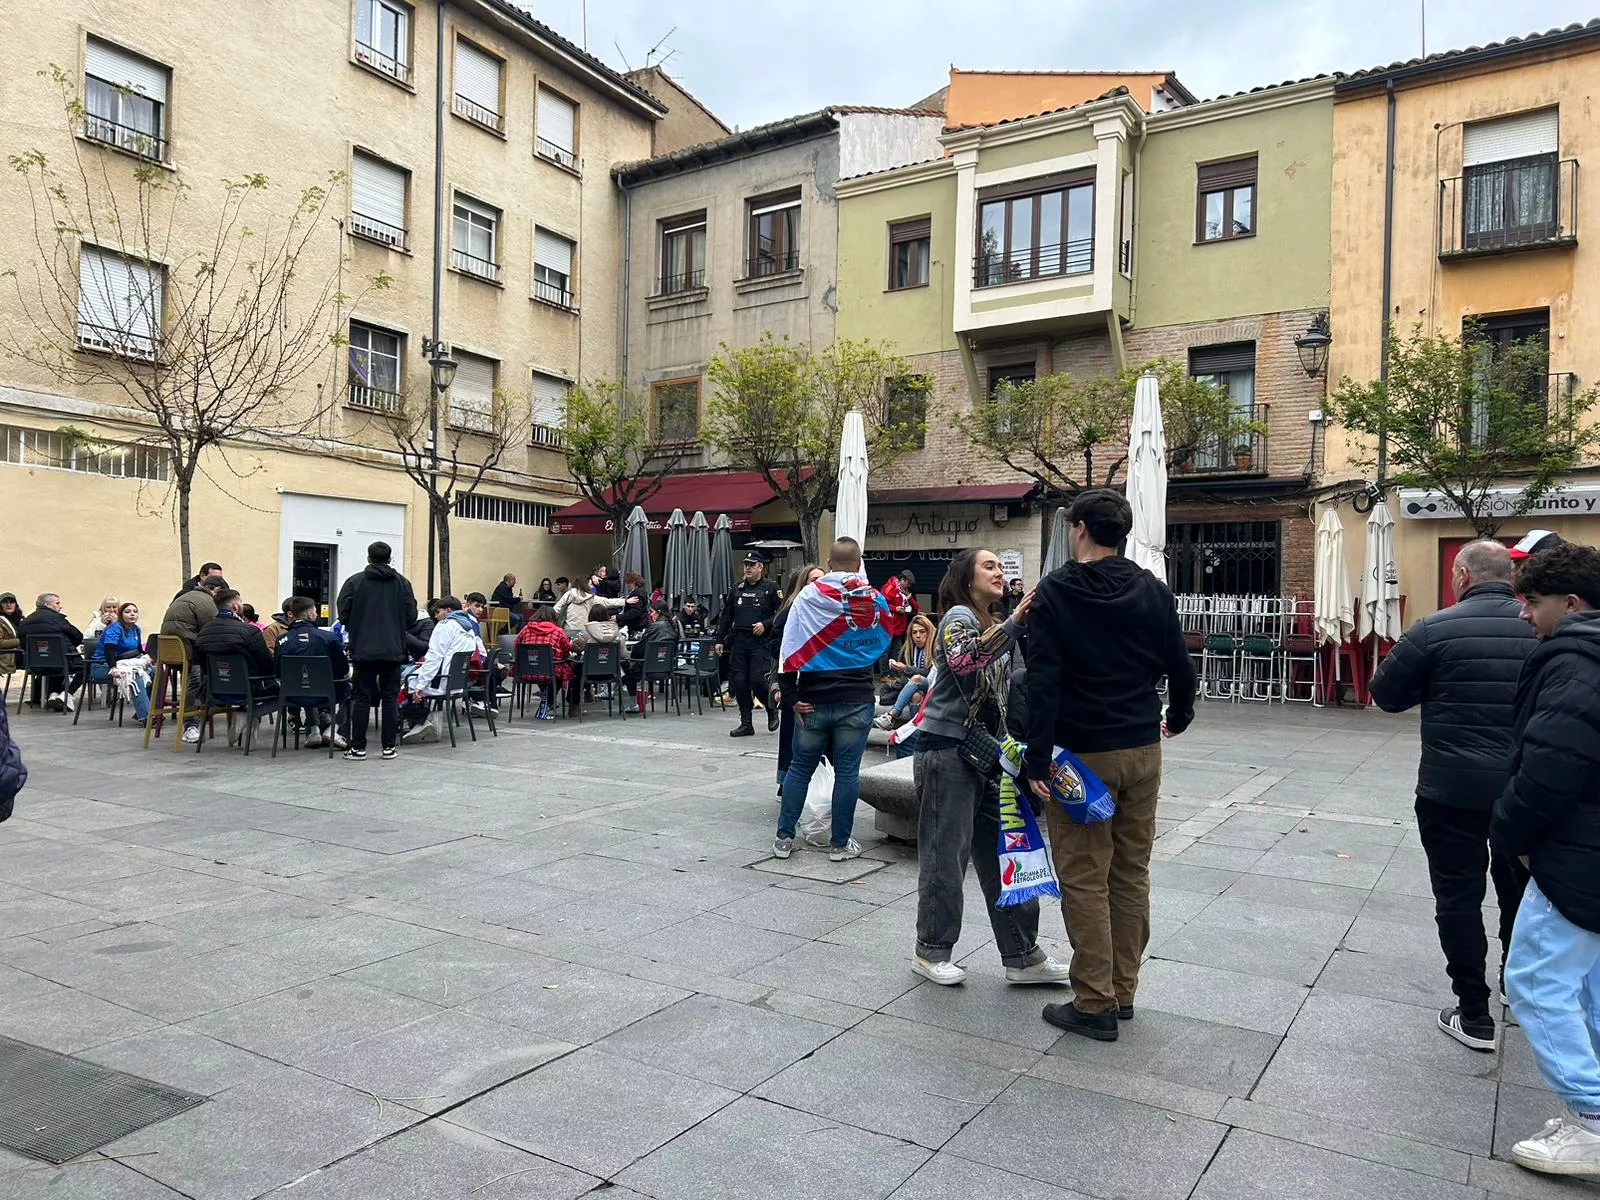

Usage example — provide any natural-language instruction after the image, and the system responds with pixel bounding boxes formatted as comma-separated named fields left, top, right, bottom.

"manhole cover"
left=0, top=1036, right=205, bottom=1164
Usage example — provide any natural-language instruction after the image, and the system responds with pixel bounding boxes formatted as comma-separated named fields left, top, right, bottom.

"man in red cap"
left=1511, top=530, right=1565, bottom=563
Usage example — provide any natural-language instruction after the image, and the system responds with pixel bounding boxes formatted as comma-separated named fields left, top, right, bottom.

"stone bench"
left=857, top=755, right=918, bottom=842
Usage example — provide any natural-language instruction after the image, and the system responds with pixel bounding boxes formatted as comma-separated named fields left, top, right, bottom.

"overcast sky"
left=524, top=0, right=1594, bottom=128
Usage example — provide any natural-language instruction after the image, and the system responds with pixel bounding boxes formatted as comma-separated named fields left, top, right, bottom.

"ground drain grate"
left=0, top=1036, right=206, bottom=1164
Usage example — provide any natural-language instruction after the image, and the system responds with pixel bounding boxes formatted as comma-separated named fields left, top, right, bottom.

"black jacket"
left=336, top=563, right=418, bottom=662
left=716, top=579, right=780, bottom=642
left=1492, top=611, right=1600, bottom=933
left=619, top=586, right=651, bottom=634
left=1370, top=581, right=1535, bottom=809
left=491, top=582, right=521, bottom=610
left=194, top=611, right=276, bottom=678
left=1023, top=555, right=1196, bottom=775
left=275, top=618, right=349, bottom=678
left=0, top=702, right=25, bottom=816
left=17, top=607, right=85, bottom=663
left=405, top=615, right=435, bottom=659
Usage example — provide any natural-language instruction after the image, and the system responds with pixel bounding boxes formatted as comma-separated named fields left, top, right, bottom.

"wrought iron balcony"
left=451, top=248, right=501, bottom=283
left=83, top=113, right=166, bottom=162
left=973, top=239, right=1093, bottom=287
left=743, top=250, right=800, bottom=279
left=346, top=383, right=401, bottom=413
left=656, top=268, right=706, bottom=296
left=349, top=211, right=409, bottom=250
left=354, top=40, right=412, bottom=85
left=536, top=137, right=577, bottom=170
left=1173, top=405, right=1268, bottom=477
left=453, top=94, right=504, bottom=133
left=1438, top=157, right=1578, bottom=258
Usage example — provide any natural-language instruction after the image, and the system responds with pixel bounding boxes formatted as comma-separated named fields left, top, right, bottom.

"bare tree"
left=2, top=69, right=388, bottom=579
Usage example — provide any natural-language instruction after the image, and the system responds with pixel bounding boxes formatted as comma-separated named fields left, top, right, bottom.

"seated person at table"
left=555, top=578, right=628, bottom=654
left=676, top=598, right=705, bottom=636
left=260, top=600, right=293, bottom=650
left=403, top=596, right=487, bottom=742
left=406, top=600, right=440, bottom=660
left=194, top=589, right=278, bottom=741
left=618, top=572, right=650, bottom=637
left=19, top=593, right=85, bottom=712
left=622, top=600, right=679, bottom=713
left=533, top=578, right=558, bottom=604
left=94, top=601, right=150, bottom=722
left=276, top=596, right=350, bottom=749
left=512, top=604, right=572, bottom=720
left=462, top=593, right=506, bottom=702
left=86, top=596, right=120, bottom=638
left=491, top=574, right=523, bottom=630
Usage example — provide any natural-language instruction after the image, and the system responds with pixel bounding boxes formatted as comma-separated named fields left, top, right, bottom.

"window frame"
left=1187, top=341, right=1257, bottom=470
left=658, top=211, right=708, bottom=295
left=534, top=85, right=579, bottom=171
left=448, top=350, right=498, bottom=433
left=353, top=0, right=413, bottom=87
left=530, top=370, right=570, bottom=447
left=451, top=35, right=504, bottom=135
left=76, top=243, right=163, bottom=362
left=884, top=375, right=929, bottom=448
left=887, top=217, right=931, bottom=291
left=82, top=37, right=170, bottom=163
left=346, top=320, right=404, bottom=413
left=651, top=376, right=702, bottom=445
left=745, top=189, right=802, bottom=279
left=532, top=226, right=577, bottom=309
left=1195, top=155, right=1258, bottom=244
left=349, top=150, right=411, bottom=250
left=974, top=171, right=1095, bottom=287
left=450, top=193, right=501, bottom=283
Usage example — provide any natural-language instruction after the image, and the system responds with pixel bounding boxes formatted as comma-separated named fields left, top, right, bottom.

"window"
left=1188, top=342, right=1256, bottom=470
left=77, top=245, right=162, bottom=360
left=536, top=86, right=578, bottom=169
left=531, top=371, right=569, bottom=447
left=533, top=228, right=576, bottom=308
left=455, top=493, right=554, bottom=526
left=1167, top=520, right=1281, bottom=595
left=1463, top=109, right=1559, bottom=250
left=451, top=194, right=500, bottom=282
left=885, top=376, right=928, bottom=448
left=354, top=0, right=411, bottom=84
left=888, top=218, right=930, bottom=290
left=1, top=424, right=168, bottom=481
left=987, top=363, right=1035, bottom=434
left=449, top=351, right=496, bottom=432
left=659, top=212, right=707, bottom=294
left=453, top=39, right=503, bottom=132
left=1197, top=156, right=1256, bottom=243
left=350, top=152, right=409, bottom=249
left=746, top=189, right=801, bottom=277
left=347, top=322, right=402, bottom=412
left=83, top=38, right=169, bottom=161
left=1468, top=311, right=1550, bottom=441
left=652, top=378, right=700, bottom=443
left=975, top=173, right=1094, bottom=286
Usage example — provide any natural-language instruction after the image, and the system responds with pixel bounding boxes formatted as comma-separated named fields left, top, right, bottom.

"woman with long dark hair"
left=911, top=548, right=1068, bottom=987
left=769, top=562, right=823, bottom=797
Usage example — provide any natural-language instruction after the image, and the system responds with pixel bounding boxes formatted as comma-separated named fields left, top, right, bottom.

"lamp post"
left=420, top=337, right=457, bottom=597
left=1294, top=311, right=1332, bottom=379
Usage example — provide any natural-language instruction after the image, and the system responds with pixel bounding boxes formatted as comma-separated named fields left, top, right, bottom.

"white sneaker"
left=1006, top=957, right=1072, bottom=985
left=872, top=712, right=895, bottom=730
left=331, top=732, right=349, bottom=750
left=829, top=840, right=863, bottom=862
left=62, top=693, right=76, bottom=713
left=303, top=732, right=325, bottom=749
left=912, top=957, right=967, bottom=986
left=1511, top=1113, right=1600, bottom=1176
left=182, top=725, right=200, bottom=744
left=44, top=693, right=63, bottom=712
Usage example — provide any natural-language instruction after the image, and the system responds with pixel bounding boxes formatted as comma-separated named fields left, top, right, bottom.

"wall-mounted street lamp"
left=1294, top=311, right=1332, bottom=378
left=422, top=337, right=458, bottom=392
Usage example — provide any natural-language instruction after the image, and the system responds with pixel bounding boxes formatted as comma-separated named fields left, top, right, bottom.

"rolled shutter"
left=537, top=88, right=576, bottom=153
left=1197, top=156, right=1257, bottom=191
left=454, top=40, right=501, bottom=114
left=450, top=352, right=496, bottom=429
left=531, top=371, right=568, bottom=426
left=1189, top=341, right=1256, bottom=375
left=1463, top=108, right=1558, bottom=167
left=85, top=38, right=168, bottom=104
left=890, top=217, right=930, bottom=242
left=534, top=229, right=573, bottom=275
left=352, top=154, right=407, bottom=229
left=78, top=247, right=160, bottom=346
left=77, top=247, right=123, bottom=334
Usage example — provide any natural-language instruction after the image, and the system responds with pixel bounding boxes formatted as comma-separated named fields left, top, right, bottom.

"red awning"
left=548, top=471, right=785, bottom=536
left=868, top=483, right=1035, bottom=505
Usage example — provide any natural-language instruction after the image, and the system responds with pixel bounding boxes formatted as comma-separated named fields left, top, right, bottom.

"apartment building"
left=835, top=77, right=1334, bottom=593
left=0, top=0, right=660, bottom=616
left=1326, top=19, right=1600, bottom=617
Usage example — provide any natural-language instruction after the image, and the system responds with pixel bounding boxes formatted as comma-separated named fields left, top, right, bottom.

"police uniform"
left=716, top=562, right=781, bottom=732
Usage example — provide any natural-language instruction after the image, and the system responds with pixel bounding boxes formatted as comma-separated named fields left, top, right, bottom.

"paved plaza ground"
left=0, top=696, right=1595, bottom=1200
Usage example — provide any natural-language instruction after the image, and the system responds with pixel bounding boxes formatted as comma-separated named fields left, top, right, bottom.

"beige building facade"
left=0, top=0, right=659, bottom=621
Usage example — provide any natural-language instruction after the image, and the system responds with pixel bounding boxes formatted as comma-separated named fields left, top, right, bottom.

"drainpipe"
left=426, top=0, right=447, bottom=598
left=1377, top=78, right=1396, bottom=483
left=619, top=177, right=632, bottom=383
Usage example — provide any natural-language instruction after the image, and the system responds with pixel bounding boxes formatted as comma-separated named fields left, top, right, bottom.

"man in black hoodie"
left=336, top=541, right=417, bottom=760
left=1491, top=544, right=1600, bottom=1176
left=1024, top=489, right=1196, bottom=1042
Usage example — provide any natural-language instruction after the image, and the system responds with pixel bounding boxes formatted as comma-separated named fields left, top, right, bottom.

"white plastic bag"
left=797, top=760, right=835, bottom=847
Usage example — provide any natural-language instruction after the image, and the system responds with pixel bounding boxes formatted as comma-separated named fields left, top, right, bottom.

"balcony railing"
left=347, top=383, right=401, bottom=413
left=349, top=211, right=409, bottom=250
left=530, top=423, right=564, bottom=449
left=451, top=248, right=501, bottom=283
left=536, top=137, right=577, bottom=170
left=1464, top=372, right=1579, bottom=444
left=533, top=277, right=574, bottom=308
left=1438, top=157, right=1578, bottom=258
left=354, top=40, right=412, bottom=85
left=76, top=321, right=158, bottom=362
left=453, top=94, right=504, bottom=133
left=744, top=250, right=800, bottom=279
left=83, top=113, right=166, bottom=162
left=1175, top=405, right=1268, bottom=477
left=973, top=239, right=1093, bottom=287
left=657, top=268, right=706, bottom=296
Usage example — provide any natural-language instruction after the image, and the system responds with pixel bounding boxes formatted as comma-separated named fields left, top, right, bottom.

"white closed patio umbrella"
left=1125, top=370, right=1168, bottom=578
left=1314, top=506, right=1355, bottom=681
left=1360, top=498, right=1402, bottom=667
left=834, top=409, right=870, bottom=547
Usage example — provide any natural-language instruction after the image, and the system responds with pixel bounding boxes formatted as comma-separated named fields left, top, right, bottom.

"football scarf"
left=778, top=571, right=891, bottom=673
left=996, top=735, right=1060, bottom=907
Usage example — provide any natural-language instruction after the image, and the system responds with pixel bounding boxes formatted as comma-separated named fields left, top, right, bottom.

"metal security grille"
left=1167, top=520, right=1282, bottom=596
left=454, top=493, right=554, bottom=527
left=0, top=1036, right=205, bottom=1163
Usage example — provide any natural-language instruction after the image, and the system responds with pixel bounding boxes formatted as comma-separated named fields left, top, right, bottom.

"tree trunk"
left=799, top=513, right=820, bottom=565
left=435, top=499, right=453, bottom=596
left=176, top=471, right=194, bottom=583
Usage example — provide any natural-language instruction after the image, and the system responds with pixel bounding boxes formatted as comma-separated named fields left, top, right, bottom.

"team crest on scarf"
left=778, top=571, right=891, bottom=673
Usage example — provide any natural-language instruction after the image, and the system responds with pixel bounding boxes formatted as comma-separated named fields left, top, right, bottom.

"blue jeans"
left=893, top=679, right=926, bottom=715
left=1506, top=877, right=1600, bottom=1124
left=776, top=701, right=872, bottom=848
left=93, top=661, right=148, bottom=721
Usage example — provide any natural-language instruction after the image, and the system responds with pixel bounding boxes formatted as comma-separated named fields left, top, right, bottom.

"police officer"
left=716, top=552, right=781, bottom=737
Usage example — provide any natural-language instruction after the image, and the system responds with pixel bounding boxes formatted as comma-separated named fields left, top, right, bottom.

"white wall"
left=277, top=492, right=408, bottom=606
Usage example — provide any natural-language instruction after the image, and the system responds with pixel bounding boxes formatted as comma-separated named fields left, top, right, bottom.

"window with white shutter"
left=450, top=351, right=496, bottom=432
left=533, top=229, right=576, bottom=308
left=530, top=371, right=569, bottom=447
left=453, top=39, right=503, bottom=132
left=451, top=194, right=500, bottom=282
left=350, top=153, right=409, bottom=249
left=83, top=37, right=170, bottom=160
left=536, top=87, right=578, bottom=169
left=353, top=0, right=411, bottom=85
left=1462, top=108, right=1561, bottom=251
left=77, top=244, right=162, bottom=360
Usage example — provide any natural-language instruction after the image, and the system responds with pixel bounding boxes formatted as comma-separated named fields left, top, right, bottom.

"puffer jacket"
left=0, top=606, right=19, bottom=674
left=0, top=702, right=24, bottom=817
left=1370, top=582, right=1536, bottom=810
left=161, top=588, right=217, bottom=649
left=410, top=611, right=485, bottom=698
left=194, top=610, right=275, bottom=678
left=1492, top=611, right=1600, bottom=932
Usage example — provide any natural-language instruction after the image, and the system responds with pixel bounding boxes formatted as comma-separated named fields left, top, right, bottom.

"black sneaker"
left=767, top=706, right=780, bottom=731
left=1117, top=1004, right=1134, bottom=1021
left=1042, top=1001, right=1118, bottom=1042
left=343, top=748, right=367, bottom=761
left=730, top=724, right=755, bottom=738
left=381, top=747, right=397, bottom=760
left=1438, top=1006, right=1496, bottom=1052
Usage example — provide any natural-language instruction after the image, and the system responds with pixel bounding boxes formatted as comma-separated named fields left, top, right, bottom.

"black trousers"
left=351, top=661, right=402, bottom=752
left=1415, top=796, right=1531, bottom=1019
left=726, top=633, right=769, bottom=724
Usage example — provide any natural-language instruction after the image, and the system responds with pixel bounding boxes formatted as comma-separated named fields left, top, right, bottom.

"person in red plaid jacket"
left=513, top=605, right=573, bottom=719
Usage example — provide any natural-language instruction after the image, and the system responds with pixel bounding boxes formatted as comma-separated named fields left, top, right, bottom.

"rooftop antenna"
left=614, top=39, right=633, bottom=71
left=1420, top=0, right=1427, bottom=56
left=582, top=0, right=588, bottom=50
left=645, top=25, right=677, bottom=68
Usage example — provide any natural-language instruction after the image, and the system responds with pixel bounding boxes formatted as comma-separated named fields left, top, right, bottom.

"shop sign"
left=1397, top=485, right=1600, bottom=521
left=864, top=505, right=999, bottom=549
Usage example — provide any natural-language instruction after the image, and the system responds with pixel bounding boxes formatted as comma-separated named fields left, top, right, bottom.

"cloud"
left=528, top=0, right=1594, bottom=127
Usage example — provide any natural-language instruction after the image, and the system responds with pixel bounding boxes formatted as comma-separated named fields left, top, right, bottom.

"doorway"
left=292, top=543, right=337, bottom=624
